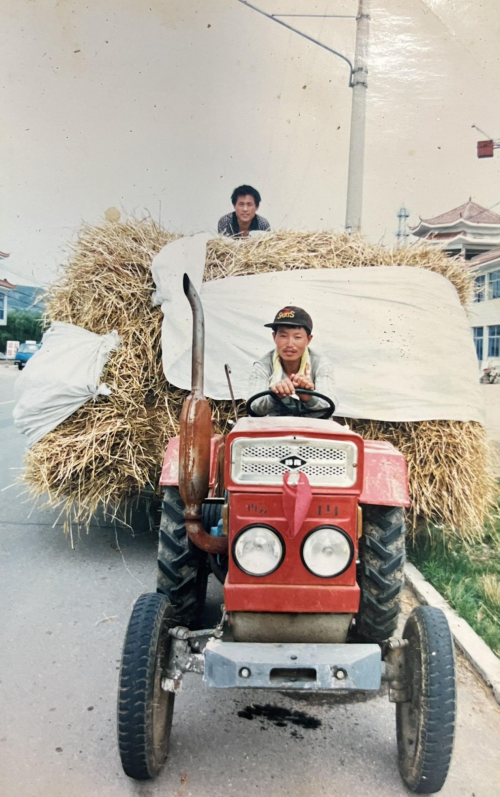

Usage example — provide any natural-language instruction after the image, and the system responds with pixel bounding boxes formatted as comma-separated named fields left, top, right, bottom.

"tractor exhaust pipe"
left=184, top=273, right=204, bottom=395
left=178, top=275, right=227, bottom=555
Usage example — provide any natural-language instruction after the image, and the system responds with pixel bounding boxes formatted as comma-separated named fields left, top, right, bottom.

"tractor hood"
left=225, top=417, right=364, bottom=495
left=229, top=416, right=360, bottom=438
left=225, top=416, right=410, bottom=507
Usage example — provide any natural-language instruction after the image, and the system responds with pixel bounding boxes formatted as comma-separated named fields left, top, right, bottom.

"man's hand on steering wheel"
left=270, top=374, right=315, bottom=402
left=270, top=377, right=296, bottom=398
left=289, top=373, right=315, bottom=401
left=246, top=389, right=335, bottom=419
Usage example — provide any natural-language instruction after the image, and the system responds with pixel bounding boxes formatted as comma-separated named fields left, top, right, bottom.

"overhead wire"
left=464, top=198, right=500, bottom=224
left=0, top=264, right=47, bottom=287
left=7, top=294, right=44, bottom=312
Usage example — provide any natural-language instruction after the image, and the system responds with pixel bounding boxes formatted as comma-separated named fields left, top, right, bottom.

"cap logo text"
left=278, top=310, right=295, bottom=319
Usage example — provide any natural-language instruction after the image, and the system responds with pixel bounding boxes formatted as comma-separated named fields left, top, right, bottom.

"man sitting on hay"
left=218, top=184, right=271, bottom=238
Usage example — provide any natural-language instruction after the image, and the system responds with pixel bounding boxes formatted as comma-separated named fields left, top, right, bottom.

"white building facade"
left=0, top=277, right=15, bottom=327
left=467, top=248, right=500, bottom=368
left=411, top=199, right=500, bottom=369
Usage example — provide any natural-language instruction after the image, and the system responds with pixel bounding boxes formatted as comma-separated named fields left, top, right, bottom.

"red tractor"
left=117, top=276, right=456, bottom=793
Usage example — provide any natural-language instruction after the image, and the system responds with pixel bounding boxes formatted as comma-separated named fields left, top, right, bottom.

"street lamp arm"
left=472, top=124, right=495, bottom=140
left=272, top=14, right=357, bottom=19
left=237, top=0, right=354, bottom=86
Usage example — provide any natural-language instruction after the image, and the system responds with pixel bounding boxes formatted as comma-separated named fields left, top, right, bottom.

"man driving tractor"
left=247, top=305, right=337, bottom=416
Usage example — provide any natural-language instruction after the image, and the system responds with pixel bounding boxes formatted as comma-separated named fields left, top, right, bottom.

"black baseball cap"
left=264, top=306, right=313, bottom=334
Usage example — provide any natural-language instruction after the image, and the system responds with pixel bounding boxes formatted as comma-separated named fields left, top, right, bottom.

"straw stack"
left=205, top=230, right=472, bottom=305
left=23, top=222, right=497, bottom=539
left=23, top=219, right=178, bottom=527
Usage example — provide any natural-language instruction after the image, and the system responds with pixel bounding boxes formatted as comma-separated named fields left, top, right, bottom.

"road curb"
left=405, top=562, right=500, bottom=705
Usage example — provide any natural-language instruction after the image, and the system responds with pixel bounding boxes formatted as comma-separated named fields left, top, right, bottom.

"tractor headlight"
left=233, top=526, right=284, bottom=577
left=302, top=526, right=353, bottom=578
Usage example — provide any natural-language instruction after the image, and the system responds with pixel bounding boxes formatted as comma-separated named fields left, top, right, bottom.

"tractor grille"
left=231, top=436, right=358, bottom=487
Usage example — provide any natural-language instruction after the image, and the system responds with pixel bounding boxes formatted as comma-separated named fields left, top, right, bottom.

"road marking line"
left=0, top=400, right=15, bottom=405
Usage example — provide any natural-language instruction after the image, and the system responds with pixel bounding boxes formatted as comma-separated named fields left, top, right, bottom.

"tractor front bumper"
left=203, top=639, right=382, bottom=691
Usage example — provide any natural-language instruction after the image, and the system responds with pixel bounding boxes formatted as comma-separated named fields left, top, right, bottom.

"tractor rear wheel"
left=356, top=505, right=405, bottom=643
left=156, top=486, right=208, bottom=628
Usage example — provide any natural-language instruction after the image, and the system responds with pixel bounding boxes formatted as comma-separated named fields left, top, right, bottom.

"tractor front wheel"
left=157, top=486, right=208, bottom=628
left=118, top=593, right=176, bottom=780
left=396, top=606, right=456, bottom=793
left=356, top=505, right=405, bottom=643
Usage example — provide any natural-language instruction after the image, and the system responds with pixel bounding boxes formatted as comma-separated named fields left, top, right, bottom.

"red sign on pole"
left=477, top=140, right=494, bottom=158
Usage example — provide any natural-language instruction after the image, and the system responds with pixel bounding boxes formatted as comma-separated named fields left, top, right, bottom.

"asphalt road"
left=1, top=363, right=500, bottom=797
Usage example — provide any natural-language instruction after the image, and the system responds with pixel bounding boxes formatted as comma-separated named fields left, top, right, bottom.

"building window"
left=488, top=270, right=500, bottom=300
left=465, top=250, right=484, bottom=261
left=473, top=327, right=484, bottom=360
left=488, top=325, right=500, bottom=358
left=0, top=293, right=5, bottom=323
left=474, top=274, right=485, bottom=302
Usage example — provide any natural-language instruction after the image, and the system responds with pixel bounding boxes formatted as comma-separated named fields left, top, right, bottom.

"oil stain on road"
left=237, top=703, right=322, bottom=734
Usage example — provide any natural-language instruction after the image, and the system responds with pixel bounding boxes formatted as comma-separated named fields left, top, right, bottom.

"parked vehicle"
left=117, top=276, right=456, bottom=793
left=480, top=366, right=500, bottom=384
left=14, top=341, right=40, bottom=370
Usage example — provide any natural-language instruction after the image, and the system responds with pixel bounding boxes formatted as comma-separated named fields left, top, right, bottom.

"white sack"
left=13, top=322, right=121, bottom=446
left=152, top=233, right=484, bottom=424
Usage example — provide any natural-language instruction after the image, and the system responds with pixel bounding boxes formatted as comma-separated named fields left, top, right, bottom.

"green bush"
left=0, top=310, right=44, bottom=353
left=408, top=507, right=500, bottom=658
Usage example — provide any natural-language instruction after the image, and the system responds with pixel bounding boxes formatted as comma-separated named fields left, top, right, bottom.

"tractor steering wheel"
left=246, top=389, right=335, bottom=420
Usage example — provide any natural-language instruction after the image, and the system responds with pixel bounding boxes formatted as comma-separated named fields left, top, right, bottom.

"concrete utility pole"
left=237, top=1, right=370, bottom=233
left=345, top=0, right=370, bottom=233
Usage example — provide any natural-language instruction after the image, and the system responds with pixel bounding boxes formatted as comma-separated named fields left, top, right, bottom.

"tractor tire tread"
left=156, top=486, right=207, bottom=628
left=117, top=593, right=175, bottom=780
left=396, top=606, right=456, bottom=793
left=356, top=506, right=406, bottom=643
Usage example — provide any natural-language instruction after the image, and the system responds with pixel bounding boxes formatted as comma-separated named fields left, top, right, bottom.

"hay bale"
left=24, top=219, right=181, bottom=525
left=204, top=231, right=472, bottom=305
left=23, top=223, right=496, bottom=539
left=349, top=419, right=496, bottom=542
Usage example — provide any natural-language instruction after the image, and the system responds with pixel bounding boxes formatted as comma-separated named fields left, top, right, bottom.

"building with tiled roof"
left=411, top=200, right=500, bottom=369
left=467, top=247, right=500, bottom=367
left=411, top=198, right=500, bottom=260
left=0, top=273, right=15, bottom=327
left=469, top=246, right=500, bottom=269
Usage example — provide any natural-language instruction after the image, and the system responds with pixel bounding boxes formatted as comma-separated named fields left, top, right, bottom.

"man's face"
left=273, top=326, right=312, bottom=363
left=234, top=194, right=258, bottom=226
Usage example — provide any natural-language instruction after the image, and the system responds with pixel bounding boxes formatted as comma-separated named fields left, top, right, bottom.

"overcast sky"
left=2, top=0, right=500, bottom=286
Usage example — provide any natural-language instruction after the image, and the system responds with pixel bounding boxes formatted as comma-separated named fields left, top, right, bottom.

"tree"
left=0, top=310, right=44, bottom=353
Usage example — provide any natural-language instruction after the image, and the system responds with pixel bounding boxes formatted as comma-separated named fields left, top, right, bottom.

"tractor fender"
left=359, top=440, right=410, bottom=508
left=160, top=434, right=225, bottom=491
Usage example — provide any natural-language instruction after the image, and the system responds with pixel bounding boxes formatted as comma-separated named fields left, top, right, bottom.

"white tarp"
left=13, top=322, right=121, bottom=446
left=152, top=233, right=484, bottom=424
